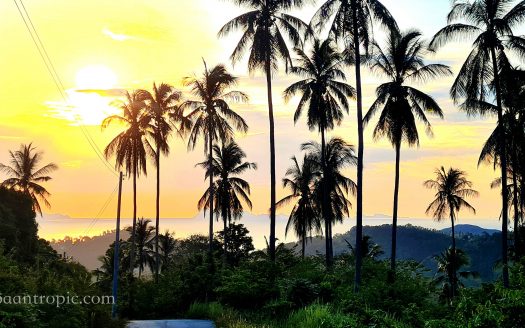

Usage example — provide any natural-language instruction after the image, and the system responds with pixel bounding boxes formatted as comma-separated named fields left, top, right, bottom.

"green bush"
left=285, top=304, right=357, bottom=328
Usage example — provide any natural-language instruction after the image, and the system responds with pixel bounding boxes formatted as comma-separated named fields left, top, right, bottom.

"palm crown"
left=284, top=38, right=355, bottom=132
left=183, top=62, right=249, bottom=152
left=430, top=0, right=525, bottom=104
left=0, top=143, right=58, bottom=216
left=364, top=28, right=450, bottom=147
left=102, top=90, right=152, bottom=177
left=424, top=167, right=478, bottom=221
left=218, top=0, right=311, bottom=72
left=197, top=141, right=257, bottom=222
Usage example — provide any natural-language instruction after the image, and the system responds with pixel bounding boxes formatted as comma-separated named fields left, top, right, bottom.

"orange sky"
left=0, top=0, right=511, bottom=239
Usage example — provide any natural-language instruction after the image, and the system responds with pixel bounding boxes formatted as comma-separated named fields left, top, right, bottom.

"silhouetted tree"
left=219, top=0, right=310, bottom=262
left=284, top=38, right=355, bottom=266
left=0, top=143, right=58, bottom=216
left=102, top=90, right=151, bottom=274
left=364, top=26, right=450, bottom=280
left=182, top=61, right=248, bottom=254
left=430, top=0, right=525, bottom=288
left=312, top=0, right=397, bottom=291
left=277, top=155, right=322, bottom=258
left=425, top=167, right=478, bottom=298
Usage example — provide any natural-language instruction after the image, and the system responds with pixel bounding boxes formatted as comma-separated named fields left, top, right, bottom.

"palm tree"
left=363, top=27, right=451, bottom=280
left=424, top=167, right=478, bottom=298
left=158, top=231, right=177, bottom=271
left=126, top=218, right=155, bottom=278
left=312, top=0, right=397, bottom=290
left=433, top=247, right=478, bottom=304
left=142, top=82, right=182, bottom=282
left=0, top=143, right=58, bottom=216
left=277, top=155, right=322, bottom=258
left=102, top=90, right=152, bottom=274
left=284, top=38, right=355, bottom=266
left=197, top=141, right=256, bottom=259
left=219, top=0, right=310, bottom=262
left=429, top=0, right=525, bottom=288
left=477, top=63, right=525, bottom=255
left=182, top=61, right=249, bottom=254
left=303, top=137, right=357, bottom=262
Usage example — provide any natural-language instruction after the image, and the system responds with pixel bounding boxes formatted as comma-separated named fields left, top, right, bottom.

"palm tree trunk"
left=223, top=210, right=228, bottom=265
left=265, top=59, right=277, bottom=262
left=155, top=147, right=160, bottom=283
left=450, top=212, right=456, bottom=299
left=208, top=131, right=214, bottom=255
left=352, top=0, right=364, bottom=293
left=512, top=150, right=520, bottom=254
left=130, top=163, right=137, bottom=276
left=389, top=141, right=401, bottom=282
left=321, top=128, right=332, bottom=268
left=301, top=226, right=306, bottom=259
left=491, top=46, right=509, bottom=288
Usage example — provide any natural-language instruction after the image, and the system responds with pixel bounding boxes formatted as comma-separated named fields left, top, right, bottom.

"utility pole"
left=112, top=172, right=123, bottom=319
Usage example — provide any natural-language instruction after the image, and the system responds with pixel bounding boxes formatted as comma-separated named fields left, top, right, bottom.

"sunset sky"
left=0, top=0, right=511, bottom=240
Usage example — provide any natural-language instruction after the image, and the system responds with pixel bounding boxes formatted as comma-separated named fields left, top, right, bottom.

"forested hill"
left=294, top=224, right=502, bottom=282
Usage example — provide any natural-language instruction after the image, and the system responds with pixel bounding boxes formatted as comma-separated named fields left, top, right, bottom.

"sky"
left=0, top=0, right=515, bottom=240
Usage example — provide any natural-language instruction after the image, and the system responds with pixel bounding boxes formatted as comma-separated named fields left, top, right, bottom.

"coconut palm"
left=433, top=247, right=478, bottom=303
left=363, top=27, right=451, bottom=280
left=312, top=0, right=397, bottom=290
left=429, top=0, right=525, bottom=288
left=158, top=231, right=177, bottom=270
left=102, top=90, right=152, bottom=274
left=424, top=167, right=478, bottom=298
left=197, top=141, right=256, bottom=259
left=303, top=137, right=357, bottom=262
left=284, top=38, right=355, bottom=266
left=476, top=64, right=525, bottom=255
left=125, top=218, right=155, bottom=278
left=219, top=0, right=310, bottom=262
left=0, top=143, right=58, bottom=216
left=277, top=155, right=322, bottom=258
left=142, top=82, right=183, bottom=282
left=182, top=61, right=249, bottom=254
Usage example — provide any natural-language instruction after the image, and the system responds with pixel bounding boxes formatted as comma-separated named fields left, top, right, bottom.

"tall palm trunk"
left=512, top=149, right=520, bottom=252
left=301, top=225, right=306, bottom=259
left=155, top=146, right=160, bottom=283
left=352, top=0, right=364, bottom=292
left=130, top=159, right=137, bottom=275
left=491, top=46, right=509, bottom=288
left=265, top=59, right=277, bottom=262
left=450, top=211, right=457, bottom=298
left=321, top=128, right=332, bottom=267
left=390, top=141, right=401, bottom=281
left=208, top=129, right=215, bottom=254
left=223, top=209, right=228, bottom=264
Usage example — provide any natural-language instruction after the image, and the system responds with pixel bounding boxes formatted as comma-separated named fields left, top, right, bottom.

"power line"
left=83, top=181, right=120, bottom=236
left=13, top=0, right=118, bottom=177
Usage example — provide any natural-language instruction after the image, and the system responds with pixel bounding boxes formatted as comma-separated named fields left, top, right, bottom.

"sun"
left=48, top=65, right=121, bottom=125
left=75, top=65, right=118, bottom=90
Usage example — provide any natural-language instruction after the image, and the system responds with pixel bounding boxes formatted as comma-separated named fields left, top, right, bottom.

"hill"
left=294, top=224, right=502, bottom=282
left=51, top=224, right=502, bottom=282
left=440, top=224, right=499, bottom=236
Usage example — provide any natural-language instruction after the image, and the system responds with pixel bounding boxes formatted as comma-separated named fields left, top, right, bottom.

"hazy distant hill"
left=51, top=224, right=502, bottom=282
left=50, top=230, right=129, bottom=271
left=440, top=224, right=499, bottom=236
left=293, top=224, right=502, bottom=282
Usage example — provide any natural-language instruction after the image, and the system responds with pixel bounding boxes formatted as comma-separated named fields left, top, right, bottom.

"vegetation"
left=1, top=0, right=525, bottom=326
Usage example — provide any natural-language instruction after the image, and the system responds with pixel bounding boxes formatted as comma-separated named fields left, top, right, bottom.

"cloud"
left=102, top=28, right=134, bottom=41
left=75, top=88, right=127, bottom=97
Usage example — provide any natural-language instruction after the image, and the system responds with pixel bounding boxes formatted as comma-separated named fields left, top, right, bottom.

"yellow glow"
left=75, top=65, right=117, bottom=90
